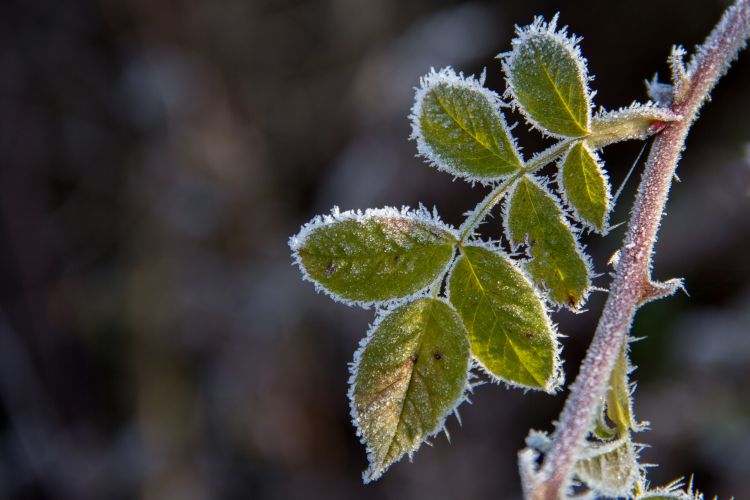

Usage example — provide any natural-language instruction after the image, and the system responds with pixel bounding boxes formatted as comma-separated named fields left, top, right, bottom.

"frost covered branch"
left=522, top=1, right=750, bottom=498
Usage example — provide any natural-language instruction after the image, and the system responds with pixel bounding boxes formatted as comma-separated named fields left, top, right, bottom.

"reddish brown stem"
left=523, top=2, right=750, bottom=498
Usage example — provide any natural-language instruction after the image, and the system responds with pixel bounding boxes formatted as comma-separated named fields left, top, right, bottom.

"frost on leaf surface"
left=411, top=67, right=524, bottom=181
left=448, top=245, right=559, bottom=391
left=350, top=298, right=470, bottom=483
left=560, top=141, right=610, bottom=233
left=589, top=103, right=681, bottom=148
left=290, top=207, right=456, bottom=306
left=505, top=176, right=590, bottom=308
left=503, top=14, right=591, bottom=138
left=604, top=345, right=638, bottom=433
left=574, top=436, right=639, bottom=498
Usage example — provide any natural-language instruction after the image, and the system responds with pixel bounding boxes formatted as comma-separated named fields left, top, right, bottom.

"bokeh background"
left=1, top=0, right=749, bottom=499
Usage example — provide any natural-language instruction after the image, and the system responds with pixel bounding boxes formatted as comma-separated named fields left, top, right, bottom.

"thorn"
left=638, top=277, right=685, bottom=305
left=674, top=172, right=681, bottom=183
left=608, top=220, right=626, bottom=231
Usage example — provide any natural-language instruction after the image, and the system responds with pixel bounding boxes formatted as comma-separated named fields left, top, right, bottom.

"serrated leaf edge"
left=289, top=205, right=459, bottom=309
left=445, top=240, right=565, bottom=393
left=409, top=66, right=525, bottom=185
left=500, top=13, right=594, bottom=139
left=500, top=174, right=594, bottom=310
left=346, top=297, right=472, bottom=483
left=555, top=141, right=612, bottom=234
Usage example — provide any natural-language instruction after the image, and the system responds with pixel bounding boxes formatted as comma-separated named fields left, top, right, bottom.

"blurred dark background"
left=0, top=0, right=748, bottom=499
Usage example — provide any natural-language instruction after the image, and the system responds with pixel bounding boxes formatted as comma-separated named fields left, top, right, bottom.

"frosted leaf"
left=636, top=477, right=705, bottom=500
left=448, top=245, right=561, bottom=391
left=349, top=298, right=471, bottom=482
left=604, top=344, right=641, bottom=433
left=574, top=435, right=640, bottom=498
left=559, top=141, right=611, bottom=233
left=410, top=67, right=524, bottom=182
left=504, top=175, right=591, bottom=309
left=502, top=13, right=592, bottom=138
left=290, top=206, right=457, bottom=307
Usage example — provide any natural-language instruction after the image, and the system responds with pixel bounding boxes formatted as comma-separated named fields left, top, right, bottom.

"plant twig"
left=459, top=139, right=574, bottom=242
left=522, top=2, right=750, bottom=498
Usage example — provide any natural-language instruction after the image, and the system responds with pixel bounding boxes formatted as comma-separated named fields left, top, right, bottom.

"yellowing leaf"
left=606, top=345, right=638, bottom=433
left=350, top=298, right=470, bottom=482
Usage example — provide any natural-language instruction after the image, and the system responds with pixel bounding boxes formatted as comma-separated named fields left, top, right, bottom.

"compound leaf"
left=506, top=176, right=590, bottom=308
left=503, top=14, right=591, bottom=137
left=411, top=67, right=524, bottom=181
left=560, top=141, right=610, bottom=232
left=350, top=298, right=470, bottom=483
left=448, top=245, right=559, bottom=391
left=290, top=207, right=457, bottom=306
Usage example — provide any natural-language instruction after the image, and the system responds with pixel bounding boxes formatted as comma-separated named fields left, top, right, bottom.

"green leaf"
left=291, top=207, right=457, bottom=305
left=606, top=345, right=638, bottom=433
left=448, top=245, right=559, bottom=390
left=505, top=176, right=590, bottom=308
left=411, top=67, right=524, bottom=181
left=593, top=406, right=619, bottom=440
left=560, top=141, right=610, bottom=232
left=574, top=436, right=639, bottom=498
left=350, top=298, right=470, bottom=482
left=503, top=15, right=591, bottom=137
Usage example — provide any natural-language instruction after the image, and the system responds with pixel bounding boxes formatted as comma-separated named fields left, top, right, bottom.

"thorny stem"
left=458, top=139, right=574, bottom=242
left=524, top=2, right=750, bottom=498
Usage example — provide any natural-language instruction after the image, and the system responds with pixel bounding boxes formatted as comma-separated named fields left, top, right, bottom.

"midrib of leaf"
left=528, top=39, right=588, bottom=135
left=577, top=145, right=599, bottom=204
left=459, top=249, right=544, bottom=386
left=505, top=335, right=545, bottom=387
left=431, top=89, right=519, bottom=169
left=517, top=179, right=568, bottom=283
left=383, top=300, right=435, bottom=463
left=307, top=223, right=455, bottom=259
